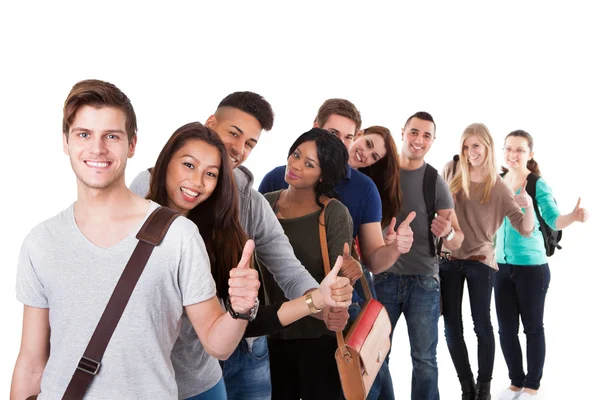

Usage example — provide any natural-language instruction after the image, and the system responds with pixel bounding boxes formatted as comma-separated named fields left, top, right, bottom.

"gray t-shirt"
left=386, top=163, right=454, bottom=276
left=16, top=201, right=220, bottom=400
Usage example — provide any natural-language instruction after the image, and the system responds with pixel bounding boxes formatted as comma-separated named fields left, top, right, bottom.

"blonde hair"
left=449, top=123, right=498, bottom=204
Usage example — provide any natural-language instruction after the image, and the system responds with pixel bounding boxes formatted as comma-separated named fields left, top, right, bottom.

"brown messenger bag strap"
left=317, top=199, right=373, bottom=350
left=62, top=206, right=181, bottom=400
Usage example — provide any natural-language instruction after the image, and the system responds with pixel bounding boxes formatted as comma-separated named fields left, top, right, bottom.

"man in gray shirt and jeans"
left=373, top=112, right=464, bottom=400
left=11, top=80, right=260, bottom=400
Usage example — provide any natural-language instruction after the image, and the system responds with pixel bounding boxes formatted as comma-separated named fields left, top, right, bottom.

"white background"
left=1, top=1, right=597, bottom=398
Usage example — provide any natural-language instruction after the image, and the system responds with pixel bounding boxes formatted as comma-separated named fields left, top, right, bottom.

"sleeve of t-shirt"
left=360, top=176, right=383, bottom=226
left=129, top=168, right=151, bottom=198
left=258, top=165, right=287, bottom=195
left=16, top=233, right=49, bottom=308
left=325, top=200, right=354, bottom=268
left=178, top=228, right=217, bottom=306
left=434, top=174, right=454, bottom=211
left=535, top=177, right=560, bottom=231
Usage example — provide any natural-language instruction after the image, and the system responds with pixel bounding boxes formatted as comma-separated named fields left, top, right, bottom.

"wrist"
left=305, top=291, right=323, bottom=314
left=311, top=288, right=326, bottom=310
left=444, top=227, right=455, bottom=241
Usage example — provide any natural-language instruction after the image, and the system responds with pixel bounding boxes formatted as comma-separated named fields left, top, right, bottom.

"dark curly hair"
left=217, top=91, right=274, bottom=131
left=287, top=128, right=349, bottom=207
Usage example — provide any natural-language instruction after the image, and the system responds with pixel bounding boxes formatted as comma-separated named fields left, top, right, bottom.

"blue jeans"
left=186, top=378, right=227, bottom=400
left=494, top=263, right=550, bottom=391
left=220, top=336, right=271, bottom=400
left=374, top=272, right=441, bottom=400
left=439, top=260, right=496, bottom=383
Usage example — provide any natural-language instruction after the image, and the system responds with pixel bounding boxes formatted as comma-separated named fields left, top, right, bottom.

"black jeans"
left=440, top=259, right=496, bottom=383
left=494, top=263, right=550, bottom=390
left=268, top=336, right=343, bottom=400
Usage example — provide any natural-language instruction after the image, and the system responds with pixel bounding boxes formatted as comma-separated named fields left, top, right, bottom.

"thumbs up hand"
left=514, top=181, right=533, bottom=209
left=384, top=217, right=397, bottom=246
left=572, top=197, right=589, bottom=223
left=228, top=240, right=260, bottom=314
left=339, top=242, right=363, bottom=284
left=431, top=212, right=452, bottom=238
left=391, top=211, right=416, bottom=254
left=317, top=255, right=353, bottom=308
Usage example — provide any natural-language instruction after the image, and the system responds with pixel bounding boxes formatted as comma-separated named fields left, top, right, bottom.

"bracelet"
left=445, top=227, right=455, bottom=241
left=305, top=291, right=323, bottom=314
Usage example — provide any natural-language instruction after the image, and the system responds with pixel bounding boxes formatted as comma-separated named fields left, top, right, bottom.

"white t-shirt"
left=16, top=201, right=220, bottom=399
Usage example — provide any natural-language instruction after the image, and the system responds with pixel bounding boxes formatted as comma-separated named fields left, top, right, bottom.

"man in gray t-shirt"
left=11, top=80, right=260, bottom=400
left=373, top=112, right=464, bottom=400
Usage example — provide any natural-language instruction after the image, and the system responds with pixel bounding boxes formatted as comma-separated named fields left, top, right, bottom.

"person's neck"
left=399, top=153, right=425, bottom=170
left=282, top=185, right=317, bottom=207
left=74, top=180, right=137, bottom=222
left=504, top=167, right=530, bottom=183
left=470, top=164, right=487, bottom=183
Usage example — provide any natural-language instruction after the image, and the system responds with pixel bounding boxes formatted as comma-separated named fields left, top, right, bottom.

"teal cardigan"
left=495, top=176, right=560, bottom=266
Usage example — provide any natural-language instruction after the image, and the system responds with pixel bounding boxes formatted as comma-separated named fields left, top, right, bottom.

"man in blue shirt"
left=259, top=98, right=416, bottom=399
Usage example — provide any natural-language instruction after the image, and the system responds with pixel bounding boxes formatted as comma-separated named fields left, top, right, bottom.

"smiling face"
left=205, top=107, right=262, bottom=168
left=285, top=140, right=322, bottom=189
left=348, top=132, right=387, bottom=169
left=503, top=135, right=532, bottom=171
left=401, top=117, right=435, bottom=161
left=165, top=139, right=221, bottom=215
left=63, top=105, right=136, bottom=192
left=463, top=134, right=487, bottom=168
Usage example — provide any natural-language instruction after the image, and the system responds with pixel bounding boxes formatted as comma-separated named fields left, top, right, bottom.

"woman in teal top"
left=494, top=130, right=588, bottom=400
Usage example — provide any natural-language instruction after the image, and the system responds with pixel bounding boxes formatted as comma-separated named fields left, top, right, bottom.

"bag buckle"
left=341, top=345, right=352, bottom=361
left=77, top=356, right=101, bottom=375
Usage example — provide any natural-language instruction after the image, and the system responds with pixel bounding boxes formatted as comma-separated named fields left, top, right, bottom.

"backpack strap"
left=525, top=173, right=542, bottom=230
left=62, top=206, right=181, bottom=400
left=423, top=163, right=438, bottom=257
left=451, top=154, right=459, bottom=176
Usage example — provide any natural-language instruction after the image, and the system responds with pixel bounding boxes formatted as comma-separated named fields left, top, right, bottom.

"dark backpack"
left=423, top=163, right=439, bottom=257
left=500, top=172, right=563, bottom=257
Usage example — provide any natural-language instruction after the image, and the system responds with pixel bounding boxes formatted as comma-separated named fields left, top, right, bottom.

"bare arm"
left=186, top=297, right=248, bottom=360
left=360, top=212, right=417, bottom=274
left=10, top=306, right=50, bottom=400
left=434, top=209, right=464, bottom=251
left=359, top=222, right=399, bottom=274
left=187, top=240, right=259, bottom=360
left=555, top=198, right=589, bottom=230
left=277, top=256, right=352, bottom=326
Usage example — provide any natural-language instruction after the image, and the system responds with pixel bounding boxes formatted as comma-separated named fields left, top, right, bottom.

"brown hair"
left=501, top=129, right=541, bottom=175
left=314, top=98, right=362, bottom=134
left=147, top=122, right=248, bottom=298
left=357, top=126, right=402, bottom=228
left=63, top=79, right=137, bottom=142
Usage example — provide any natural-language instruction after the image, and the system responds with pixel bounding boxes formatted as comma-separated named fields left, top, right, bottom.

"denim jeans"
left=186, top=378, right=227, bottom=400
left=439, top=259, right=496, bottom=383
left=220, top=336, right=271, bottom=400
left=373, top=272, right=441, bottom=400
left=494, top=263, right=550, bottom=391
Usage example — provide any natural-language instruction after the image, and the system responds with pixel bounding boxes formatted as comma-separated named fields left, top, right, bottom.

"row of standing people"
left=11, top=79, right=588, bottom=400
